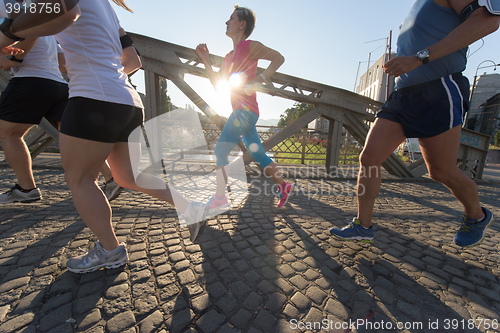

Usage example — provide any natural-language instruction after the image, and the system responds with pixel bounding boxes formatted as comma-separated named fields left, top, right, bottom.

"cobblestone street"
left=0, top=162, right=499, bottom=333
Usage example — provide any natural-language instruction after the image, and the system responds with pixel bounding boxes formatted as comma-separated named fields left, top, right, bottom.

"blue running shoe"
left=330, top=218, right=374, bottom=243
left=454, top=207, right=494, bottom=247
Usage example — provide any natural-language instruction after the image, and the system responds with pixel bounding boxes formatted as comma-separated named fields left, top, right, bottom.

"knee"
left=359, top=149, right=382, bottom=167
left=214, top=144, right=224, bottom=158
left=110, top=172, right=135, bottom=189
left=214, top=144, right=230, bottom=166
left=250, top=150, right=271, bottom=168
left=427, top=166, right=455, bottom=184
left=0, top=122, right=32, bottom=141
left=0, top=129, right=21, bottom=142
left=63, top=168, right=100, bottom=191
left=63, top=171, right=90, bottom=191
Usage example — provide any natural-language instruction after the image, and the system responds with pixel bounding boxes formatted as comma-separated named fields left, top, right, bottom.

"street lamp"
left=469, top=60, right=500, bottom=102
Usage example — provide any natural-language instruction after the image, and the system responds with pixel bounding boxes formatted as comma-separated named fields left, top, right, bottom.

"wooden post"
left=325, top=119, right=342, bottom=170
left=144, top=70, right=163, bottom=173
left=144, top=70, right=161, bottom=121
left=301, top=128, right=307, bottom=164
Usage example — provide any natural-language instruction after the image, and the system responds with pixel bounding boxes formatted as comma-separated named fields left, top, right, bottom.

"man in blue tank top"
left=330, top=0, right=499, bottom=247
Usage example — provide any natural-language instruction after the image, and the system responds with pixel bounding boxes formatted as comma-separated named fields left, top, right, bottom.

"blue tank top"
left=395, top=0, right=467, bottom=89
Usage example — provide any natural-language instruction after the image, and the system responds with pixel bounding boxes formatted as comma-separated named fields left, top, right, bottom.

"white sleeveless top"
left=55, top=0, right=143, bottom=108
left=0, top=2, right=66, bottom=84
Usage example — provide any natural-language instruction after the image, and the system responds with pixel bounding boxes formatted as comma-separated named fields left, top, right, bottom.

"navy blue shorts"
left=376, top=73, right=469, bottom=138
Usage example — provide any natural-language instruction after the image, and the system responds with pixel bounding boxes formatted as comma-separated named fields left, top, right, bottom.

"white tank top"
left=55, top=0, right=143, bottom=108
left=11, top=36, right=67, bottom=84
left=0, top=2, right=66, bottom=84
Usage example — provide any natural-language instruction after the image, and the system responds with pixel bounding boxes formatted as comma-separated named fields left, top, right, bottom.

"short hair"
left=234, top=4, right=256, bottom=38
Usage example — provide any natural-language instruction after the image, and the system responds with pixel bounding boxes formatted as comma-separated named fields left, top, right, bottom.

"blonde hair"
left=112, top=0, right=133, bottom=12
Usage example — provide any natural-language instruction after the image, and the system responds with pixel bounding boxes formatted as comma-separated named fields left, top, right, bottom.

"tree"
left=159, top=78, right=172, bottom=115
left=495, top=129, right=500, bottom=147
left=277, top=102, right=314, bottom=127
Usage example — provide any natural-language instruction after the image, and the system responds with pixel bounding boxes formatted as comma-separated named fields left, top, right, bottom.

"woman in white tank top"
left=0, top=0, right=209, bottom=273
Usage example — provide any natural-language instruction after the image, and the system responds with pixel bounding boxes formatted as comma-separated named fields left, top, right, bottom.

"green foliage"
left=159, top=78, right=172, bottom=115
left=495, top=130, right=500, bottom=147
left=277, top=102, right=314, bottom=127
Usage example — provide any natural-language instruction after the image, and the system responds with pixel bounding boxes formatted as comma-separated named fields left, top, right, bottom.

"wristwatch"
left=0, top=17, right=25, bottom=42
left=416, top=49, right=430, bottom=65
left=7, top=55, right=23, bottom=63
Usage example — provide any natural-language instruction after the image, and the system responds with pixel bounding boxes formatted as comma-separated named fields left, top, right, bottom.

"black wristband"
left=120, top=34, right=134, bottom=49
left=7, top=55, right=23, bottom=63
left=0, top=18, right=25, bottom=42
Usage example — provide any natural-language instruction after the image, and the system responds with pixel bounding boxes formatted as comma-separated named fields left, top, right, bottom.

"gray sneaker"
left=103, top=179, right=123, bottom=202
left=0, top=184, right=42, bottom=203
left=66, top=241, right=128, bottom=274
left=182, top=201, right=209, bottom=242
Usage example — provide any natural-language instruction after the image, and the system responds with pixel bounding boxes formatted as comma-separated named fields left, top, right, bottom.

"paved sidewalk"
left=0, top=155, right=499, bottom=333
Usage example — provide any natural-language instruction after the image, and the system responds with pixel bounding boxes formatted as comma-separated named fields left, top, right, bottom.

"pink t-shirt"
left=223, top=40, right=259, bottom=115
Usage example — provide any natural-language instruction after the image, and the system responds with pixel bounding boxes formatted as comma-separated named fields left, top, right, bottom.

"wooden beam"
left=325, top=119, right=343, bottom=170
left=144, top=70, right=161, bottom=121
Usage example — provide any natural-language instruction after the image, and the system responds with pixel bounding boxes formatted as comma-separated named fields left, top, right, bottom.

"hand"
left=0, top=32, right=23, bottom=53
left=383, top=55, right=421, bottom=77
left=0, top=46, right=23, bottom=56
left=196, top=43, right=209, bottom=61
left=0, top=56, right=20, bottom=71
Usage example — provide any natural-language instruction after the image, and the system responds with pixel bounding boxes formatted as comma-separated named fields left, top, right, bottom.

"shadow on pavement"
left=1, top=170, right=499, bottom=332
left=164, top=177, right=499, bottom=332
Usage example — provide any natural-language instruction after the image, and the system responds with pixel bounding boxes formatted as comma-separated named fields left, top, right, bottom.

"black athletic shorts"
left=0, top=77, right=68, bottom=124
left=59, top=97, right=144, bottom=143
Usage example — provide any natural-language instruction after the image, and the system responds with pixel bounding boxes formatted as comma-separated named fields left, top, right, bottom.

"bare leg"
left=59, top=133, right=118, bottom=250
left=60, top=136, right=192, bottom=251
left=419, top=125, right=483, bottom=219
left=0, top=120, right=37, bottom=189
left=214, top=160, right=285, bottom=198
left=215, top=166, right=229, bottom=197
left=107, top=142, right=189, bottom=213
left=99, top=160, right=113, bottom=182
left=263, top=161, right=285, bottom=186
left=357, top=118, right=406, bottom=228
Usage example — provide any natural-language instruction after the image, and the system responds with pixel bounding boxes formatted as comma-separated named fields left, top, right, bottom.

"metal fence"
left=202, top=124, right=361, bottom=165
left=5, top=122, right=362, bottom=167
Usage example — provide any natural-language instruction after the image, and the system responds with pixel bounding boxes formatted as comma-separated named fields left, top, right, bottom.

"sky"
left=115, top=0, right=500, bottom=121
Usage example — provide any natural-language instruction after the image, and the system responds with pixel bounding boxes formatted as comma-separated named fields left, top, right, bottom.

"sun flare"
left=229, top=73, right=243, bottom=88
left=209, top=80, right=232, bottom=117
left=216, top=80, right=231, bottom=93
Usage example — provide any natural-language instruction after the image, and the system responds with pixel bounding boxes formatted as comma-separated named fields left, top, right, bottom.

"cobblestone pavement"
left=0, top=165, right=499, bottom=333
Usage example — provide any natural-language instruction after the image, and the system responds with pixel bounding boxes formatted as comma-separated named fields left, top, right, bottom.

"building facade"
left=355, top=52, right=396, bottom=103
left=309, top=52, right=396, bottom=131
left=465, top=73, right=500, bottom=138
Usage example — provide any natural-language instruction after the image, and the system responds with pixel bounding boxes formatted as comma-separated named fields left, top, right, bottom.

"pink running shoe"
left=207, top=194, right=229, bottom=209
left=277, top=182, right=294, bottom=208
